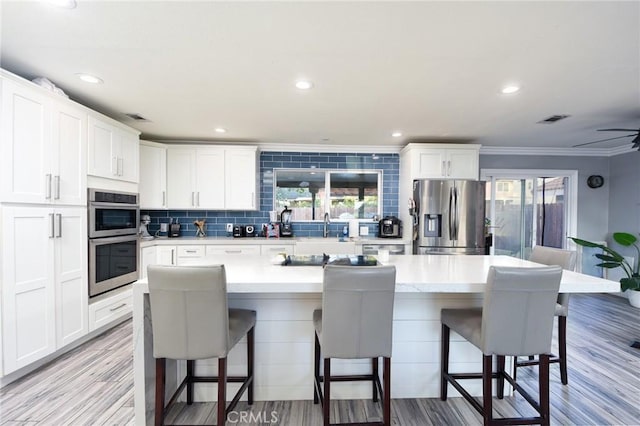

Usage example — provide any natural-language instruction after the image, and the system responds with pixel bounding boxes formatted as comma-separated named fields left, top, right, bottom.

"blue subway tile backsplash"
left=142, top=151, right=399, bottom=237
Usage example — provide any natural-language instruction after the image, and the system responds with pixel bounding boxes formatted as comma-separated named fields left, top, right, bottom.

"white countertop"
left=140, top=236, right=409, bottom=248
left=134, top=254, right=620, bottom=294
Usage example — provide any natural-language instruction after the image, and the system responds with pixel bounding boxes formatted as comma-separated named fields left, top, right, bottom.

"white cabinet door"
left=195, top=148, right=225, bottom=209
left=52, top=102, right=87, bottom=205
left=157, top=246, right=177, bottom=265
left=54, top=207, right=88, bottom=347
left=0, top=79, right=52, bottom=204
left=88, top=116, right=117, bottom=179
left=412, top=149, right=447, bottom=179
left=447, top=150, right=479, bottom=179
left=139, top=143, right=167, bottom=209
left=140, top=246, right=158, bottom=279
left=119, top=129, right=139, bottom=183
left=88, top=115, right=139, bottom=183
left=166, top=148, right=197, bottom=208
left=1, top=207, right=56, bottom=373
left=225, top=149, right=257, bottom=210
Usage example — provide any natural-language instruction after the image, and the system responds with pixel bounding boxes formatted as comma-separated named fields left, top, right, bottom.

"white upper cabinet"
left=0, top=78, right=87, bottom=205
left=166, top=145, right=258, bottom=210
left=225, top=148, right=258, bottom=210
left=139, top=142, right=167, bottom=209
left=406, top=144, right=480, bottom=180
left=88, top=115, right=139, bottom=183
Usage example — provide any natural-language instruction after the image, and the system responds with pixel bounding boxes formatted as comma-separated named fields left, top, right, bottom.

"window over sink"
left=274, top=169, right=382, bottom=221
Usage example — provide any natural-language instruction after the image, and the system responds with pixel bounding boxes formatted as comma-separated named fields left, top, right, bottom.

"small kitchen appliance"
left=244, top=225, right=256, bottom=237
left=139, top=215, right=153, bottom=240
left=378, top=216, right=402, bottom=238
left=233, top=225, right=245, bottom=238
left=168, top=218, right=181, bottom=238
left=279, top=206, right=293, bottom=237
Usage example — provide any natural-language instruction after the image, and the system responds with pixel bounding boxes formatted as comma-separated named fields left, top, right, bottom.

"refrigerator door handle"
left=448, top=187, right=455, bottom=240
left=452, top=186, right=459, bottom=240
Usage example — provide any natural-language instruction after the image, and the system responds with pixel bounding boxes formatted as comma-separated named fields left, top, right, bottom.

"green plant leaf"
left=620, top=276, right=640, bottom=292
left=594, top=254, right=619, bottom=262
left=569, top=237, right=605, bottom=249
left=613, top=232, right=638, bottom=247
left=596, top=262, right=624, bottom=269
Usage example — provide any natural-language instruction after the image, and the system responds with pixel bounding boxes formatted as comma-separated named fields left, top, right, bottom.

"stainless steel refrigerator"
left=411, top=179, right=486, bottom=255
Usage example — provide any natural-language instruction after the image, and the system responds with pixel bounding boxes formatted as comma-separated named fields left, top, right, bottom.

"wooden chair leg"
left=558, top=316, right=568, bottom=385
left=383, top=357, right=391, bottom=426
left=186, top=360, right=194, bottom=405
left=323, top=358, right=331, bottom=426
left=540, top=354, right=550, bottom=426
left=482, top=355, right=493, bottom=426
left=372, top=357, right=379, bottom=402
left=440, top=324, right=450, bottom=400
left=155, top=358, right=166, bottom=426
left=218, top=357, right=227, bottom=426
left=314, top=333, right=320, bottom=404
left=247, top=327, right=255, bottom=404
left=497, top=355, right=505, bottom=399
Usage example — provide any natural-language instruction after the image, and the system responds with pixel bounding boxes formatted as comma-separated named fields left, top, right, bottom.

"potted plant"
left=570, top=232, right=640, bottom=308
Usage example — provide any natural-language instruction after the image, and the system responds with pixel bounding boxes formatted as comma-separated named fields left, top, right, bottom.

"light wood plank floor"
left=1, top=294, right=639, bottom=425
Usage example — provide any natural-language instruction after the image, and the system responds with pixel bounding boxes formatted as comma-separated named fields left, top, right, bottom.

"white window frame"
left=480, top=169, right=578, bottom=255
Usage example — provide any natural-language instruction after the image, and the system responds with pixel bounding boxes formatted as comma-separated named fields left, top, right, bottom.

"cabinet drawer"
left=88, top=289, right=132, bottom=332
left=177, top=245, right=205, bottom=258
left=206, top=245, right=260, bottom=256
left=261, top=245, right=295, bottom=256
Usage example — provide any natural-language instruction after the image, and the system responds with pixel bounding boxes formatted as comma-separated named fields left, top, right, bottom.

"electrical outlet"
left=226, top=223, right=233, bottom=232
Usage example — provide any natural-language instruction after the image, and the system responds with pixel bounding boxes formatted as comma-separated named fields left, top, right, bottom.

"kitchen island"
left=133, top=254, right=619, bottom=425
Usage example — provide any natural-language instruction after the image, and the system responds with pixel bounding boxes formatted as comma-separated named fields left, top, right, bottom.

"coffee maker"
left=280, top=206, right=293, bottom=237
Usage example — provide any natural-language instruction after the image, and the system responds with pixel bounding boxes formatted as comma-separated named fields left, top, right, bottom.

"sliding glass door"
left=482, top=170, right=577, bottom=259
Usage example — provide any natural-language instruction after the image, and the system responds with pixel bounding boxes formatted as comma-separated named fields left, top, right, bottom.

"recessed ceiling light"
left=295, top=80, right=313, bottom=90
left=76, top=73, right=103, bottom=84
left=214, top=128, right=227, bottom=134
left=392, top=131, right=403, bottom=138
left=501, top=85, right=520, bottom=94
left=47, top=0, right=77, bottom=9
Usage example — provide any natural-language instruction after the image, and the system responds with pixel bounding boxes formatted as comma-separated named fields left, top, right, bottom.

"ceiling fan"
left=573, top=128, right=640, bottom=150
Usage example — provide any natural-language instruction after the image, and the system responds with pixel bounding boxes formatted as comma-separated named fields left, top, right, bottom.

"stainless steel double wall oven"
left=88, top=189, right=140, bottom=297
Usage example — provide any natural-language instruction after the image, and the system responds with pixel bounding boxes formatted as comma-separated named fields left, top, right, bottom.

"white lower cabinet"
left=206, top=245, right=260, bottom=256
left=1, top=206, right=87, bottom=374
left=88, top=288, right=132, bottom=332
left=261, top=244, right=295, bottom=256
left=176, top=245, right=206, bottom=265
left=139, top=246, right=157, bottom=279
left=157, top=246, right=178, bottom=265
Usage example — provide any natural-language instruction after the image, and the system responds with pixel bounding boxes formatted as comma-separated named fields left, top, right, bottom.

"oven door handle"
left=90, top=201, right=140, bottom=208
left=89, top=235, right=139, bottom=245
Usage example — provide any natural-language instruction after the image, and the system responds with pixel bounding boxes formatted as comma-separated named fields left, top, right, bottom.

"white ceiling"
left=1, top=1, right=639, bottom=150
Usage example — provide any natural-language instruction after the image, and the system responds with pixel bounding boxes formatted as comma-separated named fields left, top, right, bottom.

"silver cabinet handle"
left=109, top=303, right=127, bottom=312
left=162, top=191, right=166, bottom=207
left=185, top=250, right=197, bottom=253
left=112, top=157, right=118, bottom=176
left=191, top=192, right=195, bottom=206
left=447, top=160, right=451, bottom=176
left=171, top=248, right=175, bottom=265
left=251, top=192, right=254, bottom=208
left=54, top=175, right=60, bottom=200
left=225, top=250, right=241, bottom=254
left=49, top=213, right=55, bottom=238
left=196, top=192, right=200, bottom=207
left=56, top=213, right=62, bottom=238
left=45, top=174, right=52, bottom=199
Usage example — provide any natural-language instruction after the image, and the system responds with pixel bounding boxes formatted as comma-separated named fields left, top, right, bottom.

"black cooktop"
left=282, top=254, right=378, bottom=267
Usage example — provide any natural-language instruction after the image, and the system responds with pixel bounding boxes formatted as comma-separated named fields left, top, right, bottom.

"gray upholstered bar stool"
left=441, top=265, right=562, bottom=426
left=313, top=265, right=396, bottom=426
left=514, top=246, right=577, bottom=385
left=147, top=264, right=256, bottom=426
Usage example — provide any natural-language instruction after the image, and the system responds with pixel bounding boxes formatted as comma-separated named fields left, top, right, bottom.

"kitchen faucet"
left=323, top=212, right=330, bottom=238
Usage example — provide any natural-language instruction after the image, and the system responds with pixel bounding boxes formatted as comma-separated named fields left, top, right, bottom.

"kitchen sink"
left=282, top=254, right=377, bottom=267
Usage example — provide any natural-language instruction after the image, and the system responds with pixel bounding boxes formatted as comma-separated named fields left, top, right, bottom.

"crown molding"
left=479, top=145, right=625, bottom=157
left=257, top=143, right=401, bottom=154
